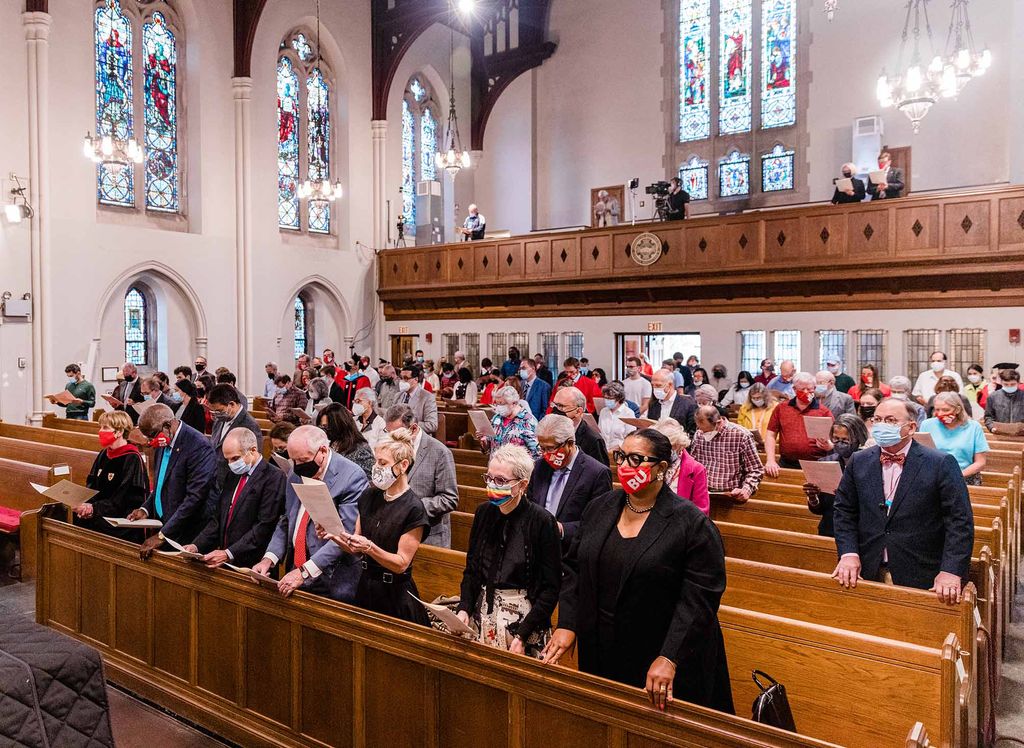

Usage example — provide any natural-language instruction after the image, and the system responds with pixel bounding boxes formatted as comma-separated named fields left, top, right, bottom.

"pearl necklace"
left=625, top=496, right=654, bottom=514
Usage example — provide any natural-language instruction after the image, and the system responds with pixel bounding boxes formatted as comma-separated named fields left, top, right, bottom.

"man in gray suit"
left=815, top=371, right=855, bottom=417
left=385, top=404, right=458, bottom=548
left=252, top=425, right=368, bottom=602
left=398, top=364, right=438, bottom=434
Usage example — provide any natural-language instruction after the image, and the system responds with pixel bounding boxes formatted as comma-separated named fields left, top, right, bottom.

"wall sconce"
left=4, top=173, right=34, bottom=224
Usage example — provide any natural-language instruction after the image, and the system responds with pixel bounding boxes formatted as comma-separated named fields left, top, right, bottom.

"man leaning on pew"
left=832, top=398, right=974, bottom=604
left=129, top=404, right=218, bottom=559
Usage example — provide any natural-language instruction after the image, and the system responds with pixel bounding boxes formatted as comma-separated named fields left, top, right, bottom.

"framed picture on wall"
left=101, top=367, right=120, bottom=382
left=590, top=185, right=625, bottom=228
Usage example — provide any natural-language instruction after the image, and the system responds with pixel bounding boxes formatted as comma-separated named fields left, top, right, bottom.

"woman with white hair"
left=455, top=444, right=562, bottom=657
left=919, top=391, right=989, bottom=485
left=476, top=385, right=540, bottom=459
left=830, top=162, right=865, bottom=204
left=598, top=381, right=636, bottom=451
left=654, top=418, right=710, bottom=514
left=352, top=387, right=385, bottom=448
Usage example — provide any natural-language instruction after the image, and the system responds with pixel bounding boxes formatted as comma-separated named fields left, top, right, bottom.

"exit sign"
left=397, top=326, right=410, bottom=334
left=647, top=322, right=663, bottom=333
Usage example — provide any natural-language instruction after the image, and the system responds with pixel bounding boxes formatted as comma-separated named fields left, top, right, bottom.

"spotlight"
left=458, top=0, right=475, bottom=15
left=4, top=174, right=34, bottom=224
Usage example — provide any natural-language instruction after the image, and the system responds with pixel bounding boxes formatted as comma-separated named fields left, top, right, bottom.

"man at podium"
left=457, top=204, right=487, bottom=241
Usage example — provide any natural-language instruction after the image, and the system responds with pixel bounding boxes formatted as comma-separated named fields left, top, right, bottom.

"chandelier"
left=435, top=14, right=471, bottom=178
left=823, top=0, right=838, bottom=22
left=940, top=0, right=991, bottom=97
left=299, top=0, right=343, bottom=203
left=876, top=0, right=945, bottom=133
left=82, top=130, right=142, bottom=172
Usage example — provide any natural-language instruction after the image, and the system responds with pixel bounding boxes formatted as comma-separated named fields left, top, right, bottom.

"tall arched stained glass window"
left=421, top=108, right=438, bottom=182
left=124, top=286, right=148, bottom=365
left=307, top=67, right=331, bottom=234
left=719, top=0, right=752, bottom=135
left=679, top=0, right=711, bottom=142
left=95, top=0, right=135, bottom=207
left=761, top=0, right=796, bottom=128
left=142, top=11, right=178, bottom=212
left=401, top=99, right=416, bottom=231
left=293, top=296, right=308, bottom=359
left=277, top=57, right=301, bottom=230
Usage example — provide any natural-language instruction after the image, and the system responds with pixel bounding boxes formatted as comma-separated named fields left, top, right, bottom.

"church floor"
left=1, top=566, right=1022, bottom=744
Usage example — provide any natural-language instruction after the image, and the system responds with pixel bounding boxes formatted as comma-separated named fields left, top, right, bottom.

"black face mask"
left=842, top=171, right=852, bottom=178
left=274, top=448, right=289, bottom=459
left=551, top=406, right=568, bottom=418
left=195, top=363, right=206, bottom=372
left=833, top=440, right=855, bottom=460
left=381, top=377, right=394, bottom=384
left=293, top=452, right=321, bottom=479
left=859, top=405, right=876, bottom=420
left=267, top=371, right=276, bottom=379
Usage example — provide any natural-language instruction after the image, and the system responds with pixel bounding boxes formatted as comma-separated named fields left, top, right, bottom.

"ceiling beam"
left=233, top=0, right=267, bottom=78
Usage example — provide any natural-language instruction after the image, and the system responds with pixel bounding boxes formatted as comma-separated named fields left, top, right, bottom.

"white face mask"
left=352, top=403, right=366, bottom=418
left=891, top=392, right=908, bottom=401
left=655, top=387, right=672, bottom=401
left=371, top=464, right=398, bottom=491
left=967, top=374, right=982, bottom=384
left=495, top=404, right=512, bottom=417
left=398, top=380, right=411, bottom=393
left=827, top=365, right=840, bottom=375
left=930, top=361, right=945, bottom=373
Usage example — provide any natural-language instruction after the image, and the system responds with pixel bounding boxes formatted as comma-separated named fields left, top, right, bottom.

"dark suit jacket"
left=559, top=486, right=734, bottom=713
left=831, top=177, right=866, bottom=204
left=528, top=450, right=611, bottom=550
left=210, top=410, right=265, bottom=494
left=142, top=423, right=218, bottom=543
left=833, top=441, right=974, bottom=589
left=113, top=379, right=144, bottom=423
left=867, top=167, right=905, bottom=199
left=575, top=421, right=609, bottom=467
left=646, top=395, right=697, bottom=433
left=191, top=459, right=287, bottom=567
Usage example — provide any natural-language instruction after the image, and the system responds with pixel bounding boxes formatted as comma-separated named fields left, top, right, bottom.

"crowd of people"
left=51, top=343, right=1023, bottom=714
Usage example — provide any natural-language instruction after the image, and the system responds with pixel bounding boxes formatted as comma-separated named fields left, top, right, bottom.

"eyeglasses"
left=612, top=451, right=660, bottom=468
left=866, top=416, right=905, bottom=426
left=539, top=439, right=572, bottom=454
left=482, top=474, right=520, bottom=488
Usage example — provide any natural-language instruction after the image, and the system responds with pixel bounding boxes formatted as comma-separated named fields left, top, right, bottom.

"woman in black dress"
left=542, top=429, right=734, bottom=714
left=173, top=378, right=207, bottom=434
left=322, top=428, right=430, bottom=625
left=456, top=444, right=562, bottom=657
left=72, top=410, right=149, bottom=540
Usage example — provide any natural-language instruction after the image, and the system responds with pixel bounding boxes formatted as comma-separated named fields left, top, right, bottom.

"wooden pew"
left=0, top=436, right=96, bottom=487
left=0, top=458, right=65, bottom=580
left=36, top=520, right=850, bottom=748
left=0, top=421, right=100, bottom=452
left=43, top=413, right=100, bottom=434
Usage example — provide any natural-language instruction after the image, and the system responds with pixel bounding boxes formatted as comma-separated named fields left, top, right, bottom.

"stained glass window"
left=679, top=155, right=709, bottom=200
left=678, top=0, right=711, bottom=142
left=124, top=287, right=148, bottom=365
left=410, top=78, right=426, bottom=102
left=291, top=33, right=313, bottom=61
left=142, top=12, right=178, bottom=212
left=719, top=149, right=750, bottom=197
left=307, top=68, right=331, bottom=234
left=761, top=143, right=794, bottom=191
left=719, top=0, right=752, bottom=135
left=421, top=108, right=438, bottom=182
left=95, top=0, right=135, bottom=207
left=761, top=0, right=796, bottom=129
left=277, top=57, right=300, bottom=230
left=293, top=296, right=308, bottom=359
left=401, top=99, right=416, bottom=231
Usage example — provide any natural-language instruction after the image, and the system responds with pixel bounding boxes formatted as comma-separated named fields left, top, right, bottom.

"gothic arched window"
left=401, top=76, right=440, bottom=237
left=124, top=285, right=150, bottom=366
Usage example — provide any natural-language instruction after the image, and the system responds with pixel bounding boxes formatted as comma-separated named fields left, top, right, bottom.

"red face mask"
left=149, top=432, right=170, bottom=449
left=98, top=430, right=117, bottom=448
left=862, top=374, right=872, bottom=384
left=543, top=448, right=570, bottom=470
left=617, top=465, right=652, bottom=495
left=939, top=413, right=957, bottom=426
left=795, top=390, right=813, bottom=404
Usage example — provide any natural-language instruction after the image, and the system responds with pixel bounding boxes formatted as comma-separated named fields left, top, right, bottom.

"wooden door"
left=390, top=335, right=418, bottom=366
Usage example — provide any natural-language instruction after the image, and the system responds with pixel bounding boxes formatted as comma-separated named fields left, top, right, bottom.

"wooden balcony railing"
left=377, top=185, right=1024, bottom=319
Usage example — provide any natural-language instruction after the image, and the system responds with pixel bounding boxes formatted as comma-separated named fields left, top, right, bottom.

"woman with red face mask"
left=72, top=410, right=149, bottom=540
left=541, top=429, right=734, bottom=715
left=919, top=391, right=989, bottom=486
left=847, top=364, right=891, bottom=403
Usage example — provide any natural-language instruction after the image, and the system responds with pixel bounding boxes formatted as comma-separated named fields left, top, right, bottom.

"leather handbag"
left=750, top=670, right=797, bottom=732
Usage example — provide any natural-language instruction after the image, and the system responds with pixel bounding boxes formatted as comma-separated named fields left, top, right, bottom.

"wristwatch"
left=299, top=565, right=310, bottom=580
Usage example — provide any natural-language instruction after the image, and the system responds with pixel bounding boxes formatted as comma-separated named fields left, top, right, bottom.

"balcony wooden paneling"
left=378, top=185, right=1024, bottom=320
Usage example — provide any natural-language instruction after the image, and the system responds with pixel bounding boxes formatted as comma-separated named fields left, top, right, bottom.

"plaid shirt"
left=271, top=386, right=309, bottom=425
left=688, top=421, right=764, bottom=496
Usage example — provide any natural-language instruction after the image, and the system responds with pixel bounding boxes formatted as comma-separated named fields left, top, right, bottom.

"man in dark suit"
left=131, top=404, right=218, bottom=558
left=867, top=151, right=905, bottom=200
left=647, top=369, right=697, bottom=433
left=521, top=358, right=552, bottom=421
left=184, top=428, right=286, bottom=568
left=110, top=363, right=144, bottom=423
left=831, top=162, right=866, bottom=204
left=552, top=386, right=610, bottom=467
left=832, top=398, right=974, bottom=604
left=529, top=415, right=612, bottom=551
left=252, top=425, right=368, bottom=602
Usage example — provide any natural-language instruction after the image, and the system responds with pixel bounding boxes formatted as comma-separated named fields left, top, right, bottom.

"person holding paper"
left=73, top=410, right=148, bottom=539
left=109, top=363, right=144, bottom=424
left=832, top=399, right=974, bottom=603
left=645, top=369, right=697, bottom=434
left=866, top=151, right=904, bottom=200
left=687, top=406, right=763, bottom=505
left=802, top=414, right=869, bottom=537
left=764, top=372, right=834, bottom=476
left=184, top=428, right=287, bottom=568
left=552, top=387, right=610, bottom=467
left=320, top=429, right=431, bottom=625
left=268, top=374, right=309, bottom=426
left=456, top=445, right=562, bottom=657
left=476, top=386, right=541, bottom=460
left=984, top=368, right=1024, bottom=434
left=919, top=392, right=989, bottom=486
left=830, top=162, right=865, bottom=205
left=130, top=404, right=218, bottom=558
left=252, top=425, right=368, bottom=601
left=51, top=363, right=95, bottom=421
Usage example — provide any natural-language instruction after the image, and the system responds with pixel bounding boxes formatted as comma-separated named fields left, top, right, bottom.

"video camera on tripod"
left=645, top=181, right=671, bottom=221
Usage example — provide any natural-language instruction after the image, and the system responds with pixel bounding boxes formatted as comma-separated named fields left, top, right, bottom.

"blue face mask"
left=1003, top=385, right=1020, bottom=394
left=814, top=384, right=829, bottom=397
left=228, top=457, right=249, bottom=475
left=170, top=391, right=183, bottom=404
left=871, top=423, right=906, bottom=447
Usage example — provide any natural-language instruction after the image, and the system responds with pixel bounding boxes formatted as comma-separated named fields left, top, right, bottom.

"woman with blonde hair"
left=321, top=428, right=430, bottom=624
left=654, top=418, right=710, bottom=514
left=736, top=382, right=775, bottom=443
left=920, top=391, right=989, bottom=486
left=73, top=410, right=148, bottom=538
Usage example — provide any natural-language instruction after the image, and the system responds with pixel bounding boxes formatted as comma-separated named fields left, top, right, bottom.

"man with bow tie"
left=831, top=398, right=974, bottom=604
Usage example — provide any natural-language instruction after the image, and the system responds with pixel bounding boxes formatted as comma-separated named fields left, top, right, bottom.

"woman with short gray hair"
left=920, top=391, right=989, bottom=485
left=475, top=385, right=540, bottom=459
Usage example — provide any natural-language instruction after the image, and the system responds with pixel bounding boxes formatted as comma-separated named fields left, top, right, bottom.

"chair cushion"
left=0, top=506, right=21, bottom=533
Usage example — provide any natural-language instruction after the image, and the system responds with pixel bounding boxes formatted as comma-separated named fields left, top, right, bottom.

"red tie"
left=293, top=510, right=311, bottom=568
left=880, top=452, right=906, bottom=466
left=223, top=475, right=247, bottom=546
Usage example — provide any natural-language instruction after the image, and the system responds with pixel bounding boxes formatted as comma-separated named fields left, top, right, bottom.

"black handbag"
left=751, top=670, right=797, bottom=732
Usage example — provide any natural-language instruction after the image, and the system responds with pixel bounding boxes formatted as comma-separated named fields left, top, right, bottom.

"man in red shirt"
left=764, top=371, right=834, bottom=476
left=753, top=358, right=777, bottom=386
left=548, top=357, right=601, bottom=413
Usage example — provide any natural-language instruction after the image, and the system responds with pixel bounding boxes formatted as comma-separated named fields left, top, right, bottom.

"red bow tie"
left=880, top=452, right=906, bottom=466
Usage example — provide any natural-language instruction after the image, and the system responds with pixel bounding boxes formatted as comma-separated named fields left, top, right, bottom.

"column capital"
left=231, top=77, right=254, bottom=99
left=22, top=10, right=51, bottom=40
left=371, top=119, right=388, bottom=137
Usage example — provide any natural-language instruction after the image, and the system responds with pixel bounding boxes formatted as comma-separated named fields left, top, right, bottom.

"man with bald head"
left=184, top=428, right=287, bottom=568
left=832, top=398, right=973, bottom=603
left=130, top=404, right=217, bottom=559
left=646, top=368, right=697, bottom=433
left=252, top=425, right=368, bottom=602
left=460, top=204, right=486, bottom=240
left=551, top=386, right=609, bottom=466
left=766, top=360, right=797, bottom=399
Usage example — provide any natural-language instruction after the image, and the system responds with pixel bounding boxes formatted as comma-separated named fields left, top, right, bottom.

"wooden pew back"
left=0, top=436, right=96, bottom=487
